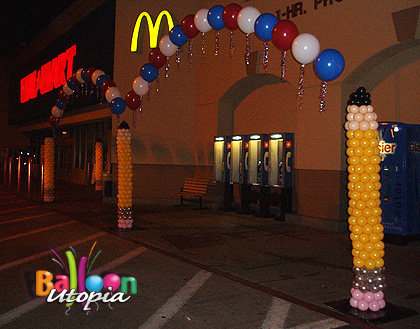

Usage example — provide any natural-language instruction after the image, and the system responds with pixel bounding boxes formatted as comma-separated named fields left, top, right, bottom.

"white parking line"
left=289, top=317, right=348, bottom=329
left=0, top=246, right=148, bottom=326
left=0, top=212, right=56, bottom=225
left=0, top=205, right=38, bottom=214
left=0, top=232, right=106, bottom=271
left=0, top=221, right=77, bottom=243
left=262, top=297, right=292, bottom=329
left=139, top=270, right=213, bottom=329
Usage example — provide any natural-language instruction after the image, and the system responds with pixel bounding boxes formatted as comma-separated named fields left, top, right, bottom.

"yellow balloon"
left=370, top=138, right=379, bottom=148
left=365, top=164, right=375, bottom=173
left=352, top=208, right=363, bottom=217
left=365, top=259, right=376, bottom=270
left=372, top=207, right=382, bottom=216
left=350, top=233, right=359, bottom=241
left=354, top=164, right=365, bottom=175
left=348, top=165, right=356, bottom=174
left=359, top=234, right=369, bottom=243
left=353, top=225, right=363, bottom=234
left=379, top=250, right=385, bottom=257
left=371, top=190, right=380, bottom=199
left=364, top=147, right=374, bottom=156
left=363, top=208, right=373, bottom=217
left=349, top=174, right=360, bottom=183
left=348, top=182, right=355, bottom=191
left=370, top=250, right=381, bottom=260
left=362, top=224, right=373, bottom=235
left=349, top=199, right=357, bottom=208
left=364, top=130, right=375, bottom=139
left=359, top=251, right=370, bottom=261
left=348, top=216, right=358, bottom=225
left=354, top=147, right=364, bottom=156
left=374, top=130, right=379, bottom=138
left=375, top=182, right=381, bottom=190
left=348, top=156, right=360, bottom=165
left=353, top=130, right=364, bottom=140
left=348, top=138, right=359, bottom=148
left=364, top=242, right=375, bottom=252
left=371, top=155, right=381, bottom=165
left=356, top=216, right=367, bottom=226
left=349, top=191, right=361, bottom=200
left=360, top=192, right=371, bottom=202
left=378, top=232, right=384, bottom=240
left=359, top=138, right=370, bottom=148
left=346, top=130, right=355, bottom=139
left=360, top=173, right=371, bottom=183
left=352, top=249, right=360, bottom=257
left=375, top=241, right=385, bottom=250
left=354, top=182, right=365, bottom=192
left=365, top=182, right=375, bottom=192
left=353, top=240, right=364, bottom=251
left=375, top=258, right=385, bottom=268
left=360, top=155, right=370, bottom=165
left=353, top=257, right=364, bottom=268
left=346, top=148, right=355, bottom=157
left=373, top=224, right=384, bottom=233
left=368, top=216, right=379, bottom=225
left=356, top=200, right=366, bottom=210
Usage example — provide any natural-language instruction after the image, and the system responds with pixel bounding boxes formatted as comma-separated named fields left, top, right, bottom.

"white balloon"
left=359, top=121, right=370, bottom=131
left=51, top=106, right=62, bottom=118
left=367, top=105, right=374, bottom=113
left=349, top=105, right=359, bottom=114
left=194, top=8, right=212, bottom=33
left=346, top=105, right=351, bottom=113
left=105, top=87, right=120, bottom=103
left=370, top=121, right=379, bottom=130
left=349, top=121, right=359, bottom=131
left=364, top=112, right=375, bottom=122
left=373, top=113, right=377, bottom=120
left=91, top=69, right=105, bottom=85
left=359, top=105, right=368, bottom=114
left=132, top=76, right=149, bottom=96
left=159, top=35, right=177, bottom=57
left=63, top=83, right=74, bottom=96
left=344, top=121, right=350, bottom=131
left=354, top=113, right=364, bottom=122
left=346, top=113, right=354, bottom=121
left=291, top=33, right=320, bottom=65
left=237, top=6, right=261, bottom=34
left=75, top=68, right=84, bottom=83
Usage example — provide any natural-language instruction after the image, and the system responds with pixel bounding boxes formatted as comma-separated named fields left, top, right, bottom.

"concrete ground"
left=1, top=180, right=420, bottom=328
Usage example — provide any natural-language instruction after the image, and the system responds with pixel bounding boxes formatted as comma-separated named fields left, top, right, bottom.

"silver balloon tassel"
left=281, top=51, right=286, bottom=79
left=165, top=58, right=170, bottom=78
left=156, top=72, right=160, bottom=92
left=230, top=31, right=234, bottom=58
left=147, top=82, right=151, bottom=100
left=262, top=41, right=269, bottom=73
left=188, top=39, right=193, bottom=68
left=215, top=30, right=220, bottom=56
left=245, top=34, right=251, bottom=65
left=298, top=64, right=305, bottom=110
left=319, top=80, right=327, bottom=112
left=176, top=47, right=181, bottom=69
left=201, top=32, right=206, bottom=56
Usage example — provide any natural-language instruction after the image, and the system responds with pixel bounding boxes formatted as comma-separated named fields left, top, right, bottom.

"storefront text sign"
left=20, top=45, right=76, bottom=103
left=276, top=0, right=344, bottom=20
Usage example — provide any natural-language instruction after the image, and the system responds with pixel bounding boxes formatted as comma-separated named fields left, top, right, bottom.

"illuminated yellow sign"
left=131, top=10, right=174, bottom=51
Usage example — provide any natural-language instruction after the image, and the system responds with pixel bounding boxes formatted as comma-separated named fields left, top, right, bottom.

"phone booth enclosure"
left=248, top=135, right=262, bottom=185
left=213, top=137, right=225, bottom=182
left=378, top=122, right=420, bottom=235
left=241, top=135, right=249, bottom=184
left=230, top=136, right=243, bottom=183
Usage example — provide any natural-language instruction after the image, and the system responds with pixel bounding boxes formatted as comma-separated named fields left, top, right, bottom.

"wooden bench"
left=178, top=178, right=210, bottom=209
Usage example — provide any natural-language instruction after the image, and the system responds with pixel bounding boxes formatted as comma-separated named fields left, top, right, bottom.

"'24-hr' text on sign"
left=20, top=45, right=77, bottom=103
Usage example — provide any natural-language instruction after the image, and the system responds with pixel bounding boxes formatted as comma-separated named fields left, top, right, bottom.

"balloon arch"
left=46, top=3, right=388, bottom=315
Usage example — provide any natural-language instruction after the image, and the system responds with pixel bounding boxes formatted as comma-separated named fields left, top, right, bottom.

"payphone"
left=378, top=122, right=420, bottom=236
left=247, top=134, right=262, bottom=185
left=213, top=136, right=231, bottom=182
left=230, top=135, right=243, bottom=183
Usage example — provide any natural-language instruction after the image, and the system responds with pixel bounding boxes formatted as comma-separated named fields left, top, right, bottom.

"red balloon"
left=181, top=14, right=200, bottom=39
left=149, top=48, right=167, bottom=69
left=48, top=115, right=60, bottom=127
left=85, top=67, right=96, bottom=83
left=222, top=3, right=242, bottom=31
left=125, top=90, right=141, bottom=110
left=101, top=79, right=116, bottom=94
left=57, top=90, right=69, bottom=103
left=272, top=20, right=299, bottom=51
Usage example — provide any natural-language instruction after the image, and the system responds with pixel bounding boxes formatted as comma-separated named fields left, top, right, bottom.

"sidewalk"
left=13, top=180, right=420, bottom=328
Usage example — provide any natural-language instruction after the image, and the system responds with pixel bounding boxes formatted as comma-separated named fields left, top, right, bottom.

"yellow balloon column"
left=95, top=141, right=103, bottom=191
left=116, top=121, right=133, bottom=229
left=43, top=137, right=55, bottom=202
left=345, top=87, right=386, bottom=312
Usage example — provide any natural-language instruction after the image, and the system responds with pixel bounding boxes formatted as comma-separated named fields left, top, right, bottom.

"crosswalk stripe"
left=138, top=270, right=213, bottom=329
left=0, top=205, right=38, bottom=214
left=262, top=297, right=292, bottom=329
left=0, top=212, right=56, bottom=225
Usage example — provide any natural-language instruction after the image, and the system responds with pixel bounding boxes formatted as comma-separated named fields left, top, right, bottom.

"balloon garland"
left=345, top=87, right=386, bottom=312
left=43, top=137, right=55, bottom=202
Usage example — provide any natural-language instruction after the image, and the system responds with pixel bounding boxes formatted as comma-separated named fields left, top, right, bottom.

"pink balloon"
left=358, top=300, right=369, bottom=311
left=349, top=298, right=358, bottom=308
left=378, top=299, right=386, bottom=309
left=374, top=291, right=384, bottom=300
left=352, top=289, right=363, bottom=300
left=102, top=274, right=121, bottom=292
left=364, top=291, right=374, bottom=303
left=369, top=301, right=380, bottom=312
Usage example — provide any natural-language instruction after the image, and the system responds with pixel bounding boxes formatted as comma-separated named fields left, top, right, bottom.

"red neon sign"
left=20, top=45, right=77, bottom=103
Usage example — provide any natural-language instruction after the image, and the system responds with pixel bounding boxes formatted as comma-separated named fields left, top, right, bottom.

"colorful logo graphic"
left=36, top=242, right=137, bottom=312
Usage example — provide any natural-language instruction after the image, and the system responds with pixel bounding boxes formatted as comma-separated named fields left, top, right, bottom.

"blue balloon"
left=314, top=49, right=345, bottom=81
left=208, top=5, right=225, bottom=30
left=140, top=63, right=159, bottom=83
left=66, top=77, right=78, bottom=90
left=81, top=68, right=88, bottom=82
left=96, top=74, right=110, bottom=88
left=254, top=13, right=278, bottom=41
left=56, top=99, right=66, bottom=109
left=169, top=25, right=188, bottom=47
left=111, top=97, right=126, bottom=115
left=85, top=275, right=103, bottom=292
